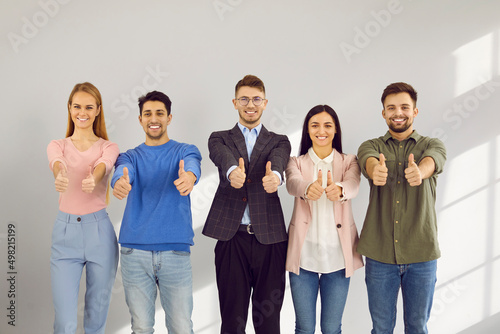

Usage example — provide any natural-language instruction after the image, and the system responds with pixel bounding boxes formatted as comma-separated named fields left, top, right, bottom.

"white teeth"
left=149, top=125, right=160, bottom=129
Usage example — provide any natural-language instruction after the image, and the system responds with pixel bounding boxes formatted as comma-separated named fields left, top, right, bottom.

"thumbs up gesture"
left=174, top=159, right=197, bottom=196
left=113, top=167, right=132, bottom=200
left=405, top=153, right=422, bottom=186
left=82, top=166, right=96, bottom=193
left=325, top=170, right=342, bottom=201
left=262, top=161, right=280, bottom=193
left=229, top=157, right=246, bottom=189
left=54, top=163, right=69, bottom=193
left=372, top=153, right=388, bottom=186
left=306, top=169, right=325, bottom=201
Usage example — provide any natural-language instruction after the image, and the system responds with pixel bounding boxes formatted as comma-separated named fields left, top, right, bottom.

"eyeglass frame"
left=236, top=96, right=267, bottom=106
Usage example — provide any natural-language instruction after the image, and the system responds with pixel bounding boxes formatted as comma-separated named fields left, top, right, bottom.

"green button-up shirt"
left=357, top=131, right=446, bottom=264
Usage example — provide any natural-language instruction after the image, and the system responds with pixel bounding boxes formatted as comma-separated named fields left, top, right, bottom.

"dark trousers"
left=215, top=229, right=287, bottom=334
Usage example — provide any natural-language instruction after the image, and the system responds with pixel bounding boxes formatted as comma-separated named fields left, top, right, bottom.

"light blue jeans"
left=365, top=257, right=437, bottom=334
left=51, top=209, right=118, bottom=334
left=289, top=268, right=350, bottom=334
left=120, top=247, right=194, bottom=334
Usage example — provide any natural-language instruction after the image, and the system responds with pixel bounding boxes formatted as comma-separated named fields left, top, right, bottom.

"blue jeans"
left=289, top=268, right=350, bottom=334
left=120, top=247, right=194, bottom=334
left=365, top=258, right=437, bottom=334
left=51, top=209, right=118, bottom=334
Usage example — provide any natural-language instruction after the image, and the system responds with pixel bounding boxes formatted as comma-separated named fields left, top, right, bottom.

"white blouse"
left=300, top=148, right=345, bottom=274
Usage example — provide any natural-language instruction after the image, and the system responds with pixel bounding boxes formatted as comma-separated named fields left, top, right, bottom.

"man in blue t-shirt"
left=112, top=91, right=201, bottom=334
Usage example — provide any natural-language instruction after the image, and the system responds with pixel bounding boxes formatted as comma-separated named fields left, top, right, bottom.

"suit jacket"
left=203, top=124, right=291, bottom=244
left=285, top=150, right=364, bottom=277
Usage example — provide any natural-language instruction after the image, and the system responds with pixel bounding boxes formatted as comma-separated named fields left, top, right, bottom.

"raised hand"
left=262, top=161, right=280, bottom=193
left=174, top=159, right=196, bottom=196
left=325, top=170, right=342, bottom=201
left=54, top=163, right=69, bottom=193
left=82, top=166, right=96, bottom=193
left=372, top=153, right=388, bottom=186
left=405, top=153, right=422, bottom=186
left=113, top=167, right=132, bottom=200
left=229, top=157, right=246, bottom=189
left=306, top=169, right=325, bottom=201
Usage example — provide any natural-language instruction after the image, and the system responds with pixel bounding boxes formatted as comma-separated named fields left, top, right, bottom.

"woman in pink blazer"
left=285, top=105, right=363, bottom=333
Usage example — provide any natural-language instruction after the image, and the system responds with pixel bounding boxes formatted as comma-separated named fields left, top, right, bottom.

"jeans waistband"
left=57, top=208, right=108, bottom=224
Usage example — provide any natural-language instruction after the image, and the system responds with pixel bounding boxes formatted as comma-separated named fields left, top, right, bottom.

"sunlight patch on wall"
left=453, top=32, right=494, bottom=97
left=442, top=142, right=490, bottom=207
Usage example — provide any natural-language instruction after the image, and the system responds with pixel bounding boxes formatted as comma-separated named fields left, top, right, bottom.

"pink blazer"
left=285, top=150, right=364, bottom=277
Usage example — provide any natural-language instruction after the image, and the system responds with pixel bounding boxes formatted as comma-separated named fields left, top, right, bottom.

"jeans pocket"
left=120, top=246, right=134, bottom=255
left=172, top=250, right=190, bottom=256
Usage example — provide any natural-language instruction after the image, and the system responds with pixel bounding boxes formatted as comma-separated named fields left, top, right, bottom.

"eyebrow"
left=386, top=103, right=411, bottom=107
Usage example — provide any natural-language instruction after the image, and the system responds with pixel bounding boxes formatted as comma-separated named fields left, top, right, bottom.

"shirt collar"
left=308, top=147, right=334, bottom=165
left=238, top=122, right=262, bottom=136
left=383, top=130, right=421, bottom=143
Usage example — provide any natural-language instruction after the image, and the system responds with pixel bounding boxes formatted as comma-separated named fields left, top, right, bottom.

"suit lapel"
left=249, top=125, right=271, bottom=172
left=229, top=124, right=249, bottom=165
left=332, top=149, right=342, bottom=183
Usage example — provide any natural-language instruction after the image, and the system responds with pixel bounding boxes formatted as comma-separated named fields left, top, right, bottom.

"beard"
left=388, top=118, right=412, bottom=133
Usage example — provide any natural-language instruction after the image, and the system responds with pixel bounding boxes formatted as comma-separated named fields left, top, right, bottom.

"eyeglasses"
left=236, top=97, right=266, bottom=106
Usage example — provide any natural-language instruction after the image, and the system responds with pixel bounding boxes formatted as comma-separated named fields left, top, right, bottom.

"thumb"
left=123, top=167, right=130, bottom=182
left=239, top=157, right=245, bottom=173
left=317, top=169, right=323, bottom=184
left=87, top=165, right=93, bottom=178
left=327, top=170, right=333, bottom=185
left=409, top=153, right=415, bottom=165
left=379, top=153, right=386, bottom=166
left=266, top=161, right=272, bottom=175
left=179, top=159, right=185, bottom=175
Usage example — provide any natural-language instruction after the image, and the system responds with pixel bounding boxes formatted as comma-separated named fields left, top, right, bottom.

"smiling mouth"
left=77, top=117, right=89, bottom=121
left=391, top=118, right=407, bottom=124
left=149, top=124, right=161, bottom=129
left=316, top=136, right=327, bottom=140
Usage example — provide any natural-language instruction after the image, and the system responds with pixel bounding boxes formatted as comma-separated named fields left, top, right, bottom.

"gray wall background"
left=1, top=0, right=499, bottom=333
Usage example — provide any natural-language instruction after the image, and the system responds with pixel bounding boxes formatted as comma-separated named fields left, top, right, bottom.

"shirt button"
left=399, top=162, right=402, bottom=166
left=242, top=197, right=247, bottom=202
left=247, top=179, right=251, bottom=183
left=395, top=240, right=398, bottom=243
left=395, top=221, right=399, bottom=224
left=398, top=181, right=401, bottom=184
left=400, top=145, right=403, bottom=148
left=396, top=201, right=400, bottom=204
left=336, top=224, right=342, bottom=228
left=77, top=217, right=81, bottom=222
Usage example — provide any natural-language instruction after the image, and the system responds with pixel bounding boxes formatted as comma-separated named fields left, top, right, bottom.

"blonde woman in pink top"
left=47, top=82, right=119, bottom=334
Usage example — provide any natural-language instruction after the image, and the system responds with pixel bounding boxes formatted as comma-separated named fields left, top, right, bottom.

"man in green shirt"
left=357, top=82, right=446, bottom=334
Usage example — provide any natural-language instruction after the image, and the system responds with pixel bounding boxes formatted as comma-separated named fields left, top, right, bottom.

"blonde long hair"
left=66, top=82, right=111, bottom=204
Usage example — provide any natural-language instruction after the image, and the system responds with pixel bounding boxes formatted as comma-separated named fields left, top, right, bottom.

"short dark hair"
left=138, top=91, right=172, bottom=115
left=381, top=82, right=417, bottom=107
left=298, top=105, right=343, bottom=156
left=235, top=75, right=265, bottom=96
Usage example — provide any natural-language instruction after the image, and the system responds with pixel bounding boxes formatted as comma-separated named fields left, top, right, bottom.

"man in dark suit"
left=203, top=74, right=291, bottom=333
